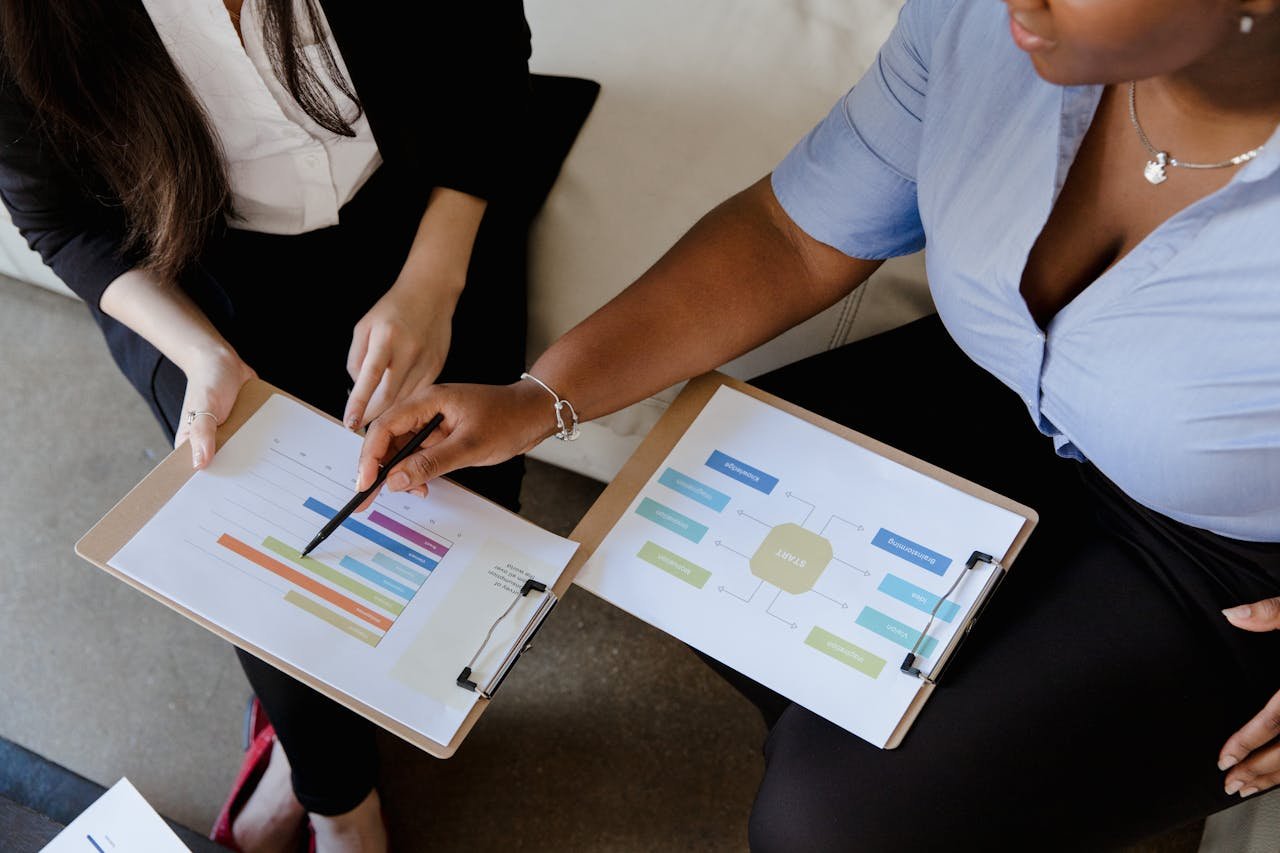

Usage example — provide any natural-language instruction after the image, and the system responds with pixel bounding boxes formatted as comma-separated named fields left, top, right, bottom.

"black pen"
left=300, top=412, right=445, bottom=558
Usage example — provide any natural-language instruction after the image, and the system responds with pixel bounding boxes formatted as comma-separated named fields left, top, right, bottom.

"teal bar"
left=877, top=573, right=960, bottom=622
left=658, top=468, right=731, bottom=512
left=634, top=497, right=708, bottom=544
left=855, top=606, right=938, bottom=658
left=372, top=552, right=428, bottom=586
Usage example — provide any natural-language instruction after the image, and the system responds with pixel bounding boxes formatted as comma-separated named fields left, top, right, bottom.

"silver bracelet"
left=520, top=372, right=581, bottom=441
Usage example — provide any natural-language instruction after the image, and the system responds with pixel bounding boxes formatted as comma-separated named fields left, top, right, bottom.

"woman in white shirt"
left=0, top=1, right=595, bottom=850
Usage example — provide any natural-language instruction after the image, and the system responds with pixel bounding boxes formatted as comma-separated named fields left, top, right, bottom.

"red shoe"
left=209, top=724, right=277, bottom=852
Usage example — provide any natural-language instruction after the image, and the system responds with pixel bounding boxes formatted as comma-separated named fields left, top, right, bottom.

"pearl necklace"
left=1127, top=81, right=1264, bottom=185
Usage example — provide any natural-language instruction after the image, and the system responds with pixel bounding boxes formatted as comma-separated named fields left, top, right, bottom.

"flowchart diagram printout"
left=109, top=395, right=578, bottom=747
left=577, top=386, right=1026, bottom=746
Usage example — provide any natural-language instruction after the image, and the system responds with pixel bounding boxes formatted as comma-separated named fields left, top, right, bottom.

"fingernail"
left=1223, top=605, right=1252, bottom=620
left=193, top=451, right=203, bottom=468
left=388, top=472, right=409, bottom=490
left=346, top=417, right=359, bottom=430
left=1219, top=755, right=1239, bottom=771
left=1241, top=787, right=1260, bottom=798
left=1225, top=779, right=1244, bottom=795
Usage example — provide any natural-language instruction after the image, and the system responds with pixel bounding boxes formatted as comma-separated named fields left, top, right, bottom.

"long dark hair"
left=0, top=0, right=363, bottom=280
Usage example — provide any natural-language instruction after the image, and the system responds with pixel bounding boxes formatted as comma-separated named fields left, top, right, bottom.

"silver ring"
left=187, top=410, right=217, bottom=427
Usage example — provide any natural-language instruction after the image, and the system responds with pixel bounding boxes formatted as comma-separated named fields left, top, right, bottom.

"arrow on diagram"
left=784, top=491, right=816, bottom=526
left=832, top=556, right=871, bottom=576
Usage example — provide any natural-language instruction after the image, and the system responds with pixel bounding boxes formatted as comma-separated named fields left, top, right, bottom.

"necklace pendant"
left=1144, top=152, right=1169, bottom=185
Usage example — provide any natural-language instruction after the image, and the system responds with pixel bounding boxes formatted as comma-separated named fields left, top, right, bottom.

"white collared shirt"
left=140, top=0, right=382, bottom=234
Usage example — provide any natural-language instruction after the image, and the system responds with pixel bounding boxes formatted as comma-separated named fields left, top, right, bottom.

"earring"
left=1241, top=14, right=1254, bottom=33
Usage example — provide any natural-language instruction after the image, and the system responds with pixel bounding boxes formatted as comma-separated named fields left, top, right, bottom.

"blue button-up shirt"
left=772, top=0, right=1280, bottom=541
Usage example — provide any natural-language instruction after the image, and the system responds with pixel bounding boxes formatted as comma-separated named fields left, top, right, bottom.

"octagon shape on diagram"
left=749, top=523, right=833, bottom=594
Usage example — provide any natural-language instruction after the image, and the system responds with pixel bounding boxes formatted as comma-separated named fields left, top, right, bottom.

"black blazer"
left=0, top=2, right=595, bottom=394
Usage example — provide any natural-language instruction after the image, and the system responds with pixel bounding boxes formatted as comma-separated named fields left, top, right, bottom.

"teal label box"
left=855, top=605, right=939, bottom=658
left=635, top=497, right=709, bottom=544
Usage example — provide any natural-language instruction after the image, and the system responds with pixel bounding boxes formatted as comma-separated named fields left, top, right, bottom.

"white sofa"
left=1, top=0, right=1265, bottom=846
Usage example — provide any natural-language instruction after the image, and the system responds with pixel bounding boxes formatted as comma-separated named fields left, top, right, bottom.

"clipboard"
left=564, top=372, right=1038, bottom=748
left=76, top=378, right=578, bottom=759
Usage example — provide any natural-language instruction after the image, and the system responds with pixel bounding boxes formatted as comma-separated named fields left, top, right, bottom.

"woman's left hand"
left=1219, top=598, right=1280, bottom=797
left=343, top=276, right=460, bottom=430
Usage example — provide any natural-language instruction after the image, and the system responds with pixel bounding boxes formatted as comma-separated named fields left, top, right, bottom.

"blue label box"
left=870, top=528, right=951, bottom=577
left=658, top=468, right=731, bottom=512
left=878, top=574, right=961, bottom=622
left=704, top=450, right=778, bottom=495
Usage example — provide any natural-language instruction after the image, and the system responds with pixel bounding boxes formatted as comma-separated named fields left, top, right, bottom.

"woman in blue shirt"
left=359, top=0, right=1280, bottom=846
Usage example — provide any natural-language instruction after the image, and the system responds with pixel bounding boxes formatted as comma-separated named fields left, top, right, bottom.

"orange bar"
left=217, top=534, right=394, bottom=633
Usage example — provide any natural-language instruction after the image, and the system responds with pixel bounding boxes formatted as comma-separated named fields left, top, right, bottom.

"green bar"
left=263, top=537, right=404, bottom=615
left=637, top=541, right=711, bottom=589
left=804, top=626, right=886, bottom=678
left=284, top=590, right=381, bottom=647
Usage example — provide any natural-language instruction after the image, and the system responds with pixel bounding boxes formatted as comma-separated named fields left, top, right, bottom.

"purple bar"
left=368, top=510, right=449, bottom=557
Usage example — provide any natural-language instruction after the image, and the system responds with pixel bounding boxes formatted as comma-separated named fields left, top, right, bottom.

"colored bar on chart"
left=367, top=510, right=449, bottom=557
left=637, top=541, right=711, bottom=589
left=635, top=497, right=708, bottom=544
left=261, top=537, right=404, bottom=615
left=302, top=498, right=437, bottom=570
left=658, top=468, right=731, bottom=512
left=284, top=590, right=381, bottom=647
left=339, top=556, right=417, bottom=599
left=804, top=626, right=886, bottom=678
left=704, top=450, right=778, bottom=494
left=878, top=573, right=960, bottom=622
left=870, top=528, right=951, bottom=577
left=372, top=552, right=428, bottom=586
left=217, top=534, right=393, bottom=632
left=855, top=606, right=938, bottom=658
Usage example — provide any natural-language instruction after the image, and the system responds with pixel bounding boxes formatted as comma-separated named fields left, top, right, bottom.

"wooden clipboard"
left=564, top=372, right=1038, bottom=748
left=76, top=378, right=579, bottom=759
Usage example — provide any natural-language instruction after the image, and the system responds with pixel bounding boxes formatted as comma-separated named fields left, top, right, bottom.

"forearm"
left=99, top=268, right=239, bottom=373
left=528, top=177, right=883, bottom=422
left=391, top=186, right=487, bottom=308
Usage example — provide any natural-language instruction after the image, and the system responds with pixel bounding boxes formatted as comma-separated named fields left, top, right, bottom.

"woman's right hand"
left=175, top=347, right=257, bottom=470
left=355, top=381, right=556, bottom=504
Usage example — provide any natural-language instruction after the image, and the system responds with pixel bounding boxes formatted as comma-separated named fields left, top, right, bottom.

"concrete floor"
left=0, top=278, right=1204, bottom=851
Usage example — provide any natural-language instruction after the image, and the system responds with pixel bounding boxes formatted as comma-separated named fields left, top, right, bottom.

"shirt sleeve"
left=424, top=2, right=532, bottom=201
left=0, top=75, right=141, bottom=311
left=771, top=0, right=956, bottom=259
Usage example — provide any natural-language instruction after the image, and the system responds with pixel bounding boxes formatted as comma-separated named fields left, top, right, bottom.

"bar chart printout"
left=108, top=394, right=578, bottom=747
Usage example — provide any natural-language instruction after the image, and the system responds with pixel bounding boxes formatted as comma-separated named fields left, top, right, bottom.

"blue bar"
left=870, top=528, right=951, bottom=576
left=704, top=450, right=778, bottom=494
left=855, top=606, right=939, bottom=658
left=658, top=467, right=731, bottom=511
left=339, top=556, right=418, bottom=599
left=878, top=573, right=960, bottom=622
left=303, top=498, right=435, bottom=569
left=635, top=497, right=708, bottom=544
left=372, top=551, right=431, bottom=583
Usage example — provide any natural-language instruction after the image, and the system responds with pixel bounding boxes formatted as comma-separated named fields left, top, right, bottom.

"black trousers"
left=710, top=315, right=1280, bottom=851
left=148, top=165, right=527, bottom=815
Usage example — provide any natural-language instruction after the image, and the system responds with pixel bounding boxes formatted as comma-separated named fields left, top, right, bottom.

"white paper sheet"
left=577, top=386, right=1026, bottom=747
left=109, top=395, right=578, bottom=747
left=41, top=778, right=189, bottom=853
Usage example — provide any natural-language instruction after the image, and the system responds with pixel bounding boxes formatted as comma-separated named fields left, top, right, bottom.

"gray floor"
left=0, top=278, right=1202, bottom=851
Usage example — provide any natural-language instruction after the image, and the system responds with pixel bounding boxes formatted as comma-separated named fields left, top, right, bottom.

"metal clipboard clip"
left=899, top=550, right=1005, bottom=685
left=456, top=578, right=557, bottom=700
